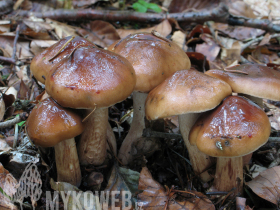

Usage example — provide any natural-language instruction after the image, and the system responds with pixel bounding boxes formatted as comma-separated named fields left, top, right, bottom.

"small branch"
left=12, top=3, right=280, bottom=33
left=0, top=56, right=16, bottom=64
left=12, top=24, right=21, bottom=61
left=0, top=112, right=27, bottom=129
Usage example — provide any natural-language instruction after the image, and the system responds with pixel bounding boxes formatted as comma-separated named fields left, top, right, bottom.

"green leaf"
left=0, top=186, right=11, bottom=200
left=17, top=121, right=26, bottom=126
left=147, top=3, right=162, bottom=13
left=138, top=0, right=149, bottom=7
left=132, top=2, right=147, bottom=13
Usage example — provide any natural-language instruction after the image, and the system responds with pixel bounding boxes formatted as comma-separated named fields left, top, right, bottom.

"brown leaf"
left=195, top=34, right=220, bottom=62
left=45, top=19, right=78, bottom=38
left=264, top=101, right=280, bottom=130
left=0, top=163, right=18, bottom=210
left=229, top=1, right=257, bottom=18
left=137, top=167, right=215, bottom=210
left=221, top=41, right=241, bottom=66
left=18, top=79, right=30, bottom=100
left=246, top=165, right=280, bottom=205
left=30, top=40, right=57, bottom=55
left=211, top=23, right=265, bottom=41
left=187, top=24, right=211, bottom=39
left=0, top=36, right=33, bottom=59
left=76, top=20, right=120, bottom=48
left=186, top=52, right=210, bottom=72
left=22, top=20, right=53, bottom=40
left=117, top=20, right=172, bottom=39
left=171, top=31, right=187, bottom=50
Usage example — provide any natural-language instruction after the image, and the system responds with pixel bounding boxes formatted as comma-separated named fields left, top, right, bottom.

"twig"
left=13, top=3, right=280, bottom=33
left=0, top=112, right=27, bottom=129
left=0, top=56, right=16, bottom=64
left=12, top=24, right=21, bottom=61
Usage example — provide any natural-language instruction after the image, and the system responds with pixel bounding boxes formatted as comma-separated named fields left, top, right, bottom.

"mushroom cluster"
left=145, top=69, right=232, bottom=182
left=27, top=36, right=136, bottom=185
left=108, top=31, right=191, bottom=165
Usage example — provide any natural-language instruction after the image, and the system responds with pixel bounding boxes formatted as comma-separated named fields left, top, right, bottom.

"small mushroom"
left=108, top=32, right=191, bottom=165
left=145, top=69, right=232, bottom=182
left=189, top=96, right=271, bottom=194
left=26, top=97, right=84, bottom=186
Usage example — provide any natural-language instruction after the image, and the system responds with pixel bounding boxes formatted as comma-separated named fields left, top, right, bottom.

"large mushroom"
left=189, top=96, right=271, bottom=194
left=45, top=45, right=136, bottom=166
left=26, top=97, right=84, bottom=186
left=145, top=69, right=232, bottom=182
left=108, top=31, right=191, bottom=165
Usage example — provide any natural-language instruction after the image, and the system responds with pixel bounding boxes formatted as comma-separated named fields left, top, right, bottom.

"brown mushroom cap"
left=45, top=46, right=136, bottom=109
left=205, top=64, right=280, bottom=101
left=189, top=96, right=271, bottom=157
left=108, top=32, right=191, bottom=92
left=145, top=69, right=232, bottom=120
left=26, top=98, right=85, bottom=147
left=30, top=36, right=95, bottom=84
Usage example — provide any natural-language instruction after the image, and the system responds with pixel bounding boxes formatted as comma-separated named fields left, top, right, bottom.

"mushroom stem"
left=179, top=113, right=215, bottom=182
left=54, top=138, right=81, bottom=186
left=106, top=121, right=117, bottom=156
left=118, top=92, right=147, bottom=165
left=78, top=108, right=108, bottom=165
left=214, top=157, right=243, bottom=194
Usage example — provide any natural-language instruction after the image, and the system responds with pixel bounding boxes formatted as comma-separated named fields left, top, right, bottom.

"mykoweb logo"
left=46, top=190, right=143, bottom=210
left=4, top=162, right=143, bottom=210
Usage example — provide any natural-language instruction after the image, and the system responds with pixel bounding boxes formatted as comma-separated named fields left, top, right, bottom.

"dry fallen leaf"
left=171, top=31, right=187, bottom=50
left=264, top=101, right=280, bottom=130
left=45, top=19, right=78, bottom=38
left=104, top=164, right=140, bottom=209
left=221, top=41, right=241, bottom=66
left=76, top=20, right=120, bottom=48
left=0, top=163, right=18, bottom=210
left=246, top=165, right=280, bottom=205
left=30, top=40, right=57, bottom=55
left=211, top=23, right=264, bottom=41
left=228, top=1, right=256, bottom=18
left=196, top=34, right=220, bottom=62
left=117, top=19, right=172, bottom=39
left=137, top=167, right=215, bottom=210
left=0, top=36, right=33, bottom=59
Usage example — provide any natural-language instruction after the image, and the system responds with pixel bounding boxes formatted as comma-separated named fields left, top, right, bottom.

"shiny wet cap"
left=30, top=36, right=95, bottom=84
left=145, top=69, right=232, bottom=120
left=189, top=96, right=271, bottom=157
left=45, top=46, right=136, bottom=109
left=26, top=97, right=85, bottom=147
left=205, top=64, right=280, bottom=101
left=108, top=32, right=191, bottom=92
